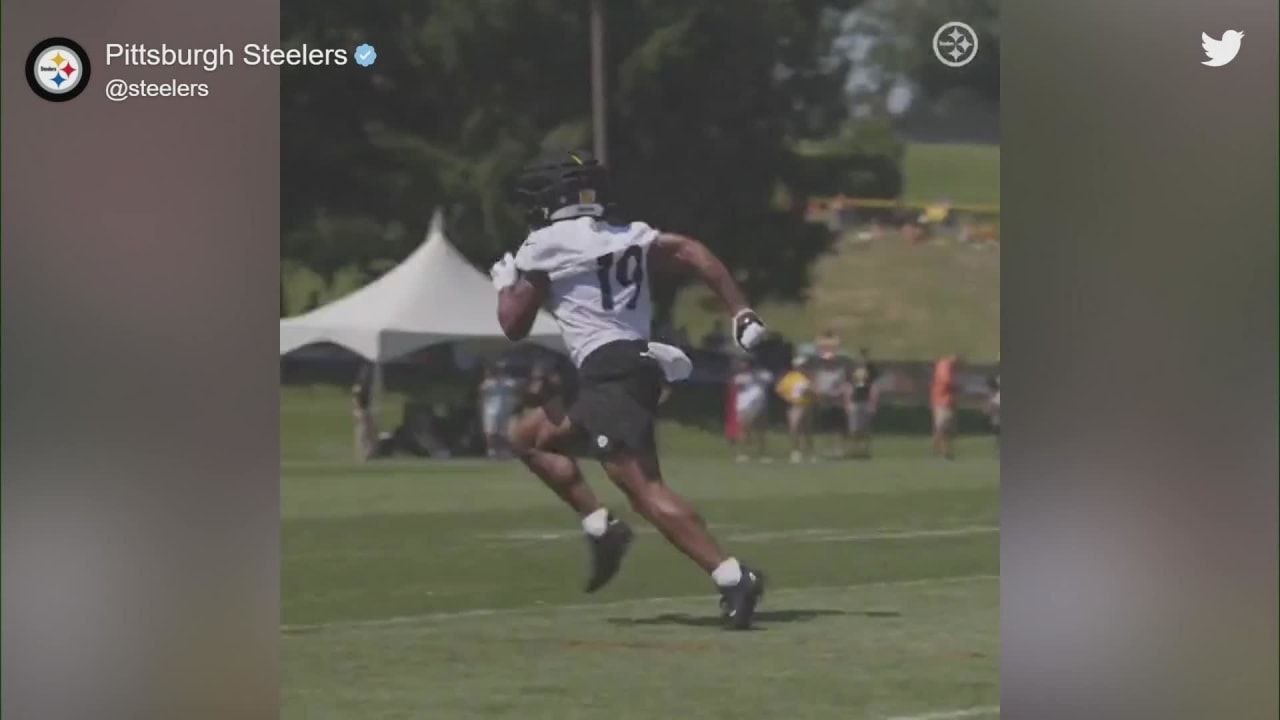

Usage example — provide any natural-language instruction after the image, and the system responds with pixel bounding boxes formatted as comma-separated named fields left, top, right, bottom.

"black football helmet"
left=514, top=149, right=611, bottom=227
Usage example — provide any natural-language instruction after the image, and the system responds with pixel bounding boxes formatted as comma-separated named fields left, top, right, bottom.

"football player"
left=490, top=150, right=768, bottom=629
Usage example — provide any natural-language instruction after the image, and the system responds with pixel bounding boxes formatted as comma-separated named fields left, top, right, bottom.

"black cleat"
left=584, top=517, right=634, bottom=593
left=719, top=566, right=766, bottom=630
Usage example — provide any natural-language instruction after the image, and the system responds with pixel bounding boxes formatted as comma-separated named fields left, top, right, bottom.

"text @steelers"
left=106, top=43, right=350, bottom=72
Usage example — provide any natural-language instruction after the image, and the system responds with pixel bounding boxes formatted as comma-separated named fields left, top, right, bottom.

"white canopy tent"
left=280, top=212, right=563, bottom=361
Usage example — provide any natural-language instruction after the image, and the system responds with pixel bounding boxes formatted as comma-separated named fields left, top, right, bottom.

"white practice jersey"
left=733, top=369, right=773, bottom=411
left=514, top=216, right=658, bottom=367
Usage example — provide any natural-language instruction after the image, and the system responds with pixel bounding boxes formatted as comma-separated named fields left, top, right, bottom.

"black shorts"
left=817, top=404, right=847, bottom=432
left=567, top=340, right=664, bottom=457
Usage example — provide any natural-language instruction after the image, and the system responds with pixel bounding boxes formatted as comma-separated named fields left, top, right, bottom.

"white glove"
left=732, top=309, right=767, bottom=351
left=489, top=253, right=518, bottom=291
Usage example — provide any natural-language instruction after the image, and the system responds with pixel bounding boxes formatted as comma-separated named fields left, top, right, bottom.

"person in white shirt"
left=730, top=357, right=773, bottom=462
left=490, top=149, right=768, bottom=629
left=478, top=362, right=521, bottom=458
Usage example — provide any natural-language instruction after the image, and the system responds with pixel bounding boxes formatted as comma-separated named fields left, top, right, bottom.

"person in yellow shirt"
left=776, top=356, right=815, bottom=463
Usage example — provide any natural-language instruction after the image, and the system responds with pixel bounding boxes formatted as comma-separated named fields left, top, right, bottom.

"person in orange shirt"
left=931, top=354, right=961, bottom=459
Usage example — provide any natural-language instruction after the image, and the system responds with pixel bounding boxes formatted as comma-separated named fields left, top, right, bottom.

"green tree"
left=282, top=0, right=867, bottom=319
left=854, top=0, right=999, bottom=107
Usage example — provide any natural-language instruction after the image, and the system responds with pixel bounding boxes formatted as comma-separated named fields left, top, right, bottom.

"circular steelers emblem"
left=27, top=38, right=91, bottom=102
left=932, top=22, right=979, bottom=68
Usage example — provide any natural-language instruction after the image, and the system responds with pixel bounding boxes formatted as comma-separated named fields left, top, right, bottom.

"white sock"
left=581, top=508, right=610, bottom=537
left=711, top=557, right=743, bottom=587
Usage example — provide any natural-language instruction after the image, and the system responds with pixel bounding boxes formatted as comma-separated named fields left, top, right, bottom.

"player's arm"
left=490, top=250, right=549, bottom=341
left=649, top=233, right=747, bottom=313
left=649, top=232, right=766, bottom=350
left=496, top=272, right=549, bottom=341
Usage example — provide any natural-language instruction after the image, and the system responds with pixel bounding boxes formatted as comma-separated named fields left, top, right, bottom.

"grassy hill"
left=674, top=237, right=999, bottom=361
left=674, top=143, right=1000, bottom=360
left=903, top=143, right=1000, bottom=207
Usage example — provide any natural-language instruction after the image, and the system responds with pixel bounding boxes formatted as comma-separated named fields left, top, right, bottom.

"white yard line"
left=883, top=706, right=999, bottom=720
left=730, top=525, right=998, bottom=543
left=281, top=573, right=997, bottom=634
left=285, top=525, right=998, bottom=561
left=484, top=525, right=998, bottom=544
left=471, top=517, right=998, bottom=550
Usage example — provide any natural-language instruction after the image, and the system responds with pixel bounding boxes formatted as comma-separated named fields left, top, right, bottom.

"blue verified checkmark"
left=354, top=43, right=377, bottom=67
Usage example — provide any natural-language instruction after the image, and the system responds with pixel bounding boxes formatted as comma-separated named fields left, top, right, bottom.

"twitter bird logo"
left=1202, top=30, right=1243, bottom=67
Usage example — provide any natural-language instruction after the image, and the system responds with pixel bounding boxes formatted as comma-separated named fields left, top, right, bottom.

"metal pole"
left=590, top=0, right=607, bottom=165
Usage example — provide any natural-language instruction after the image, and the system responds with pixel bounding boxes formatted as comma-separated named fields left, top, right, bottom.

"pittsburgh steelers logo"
left=26, top=38, right=91, bottom=102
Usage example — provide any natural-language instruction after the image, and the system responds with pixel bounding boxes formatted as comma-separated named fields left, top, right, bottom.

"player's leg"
left=508, top=402, right=635, bottom=592
left=601, top=449, right=722, bottom=569
left=574, top=349, right=765, bottom=629
left=508, top=402, right=599, bottom=513
left=598, top=447, right=765, bottom=630
left=786, top=404, right=804, bottom=463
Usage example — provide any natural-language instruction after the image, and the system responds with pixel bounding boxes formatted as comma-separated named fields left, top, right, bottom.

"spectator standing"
left=729, top=357, right=774, bottom=462
left=775, top=356, right=815, bottom=463
left=352, top=365, right=392, bottom=461
left=846, top=348, right=881, bottom=459
left=478, top=361, right=521, bottom=458
left=931, top=353, right=962, bottom=459
left=810, top=329, right=850, bottom=458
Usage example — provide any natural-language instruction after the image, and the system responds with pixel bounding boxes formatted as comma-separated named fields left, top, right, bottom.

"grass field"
left=282, top=385, right=1000, bottom=719
left=282, top=139, right=1001, bottom=716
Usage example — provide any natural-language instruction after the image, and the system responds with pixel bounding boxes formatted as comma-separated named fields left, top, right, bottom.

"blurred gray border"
left=2, top=2, right=280, bottom=719
left=1003, top=1, right=1277, bottom=718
